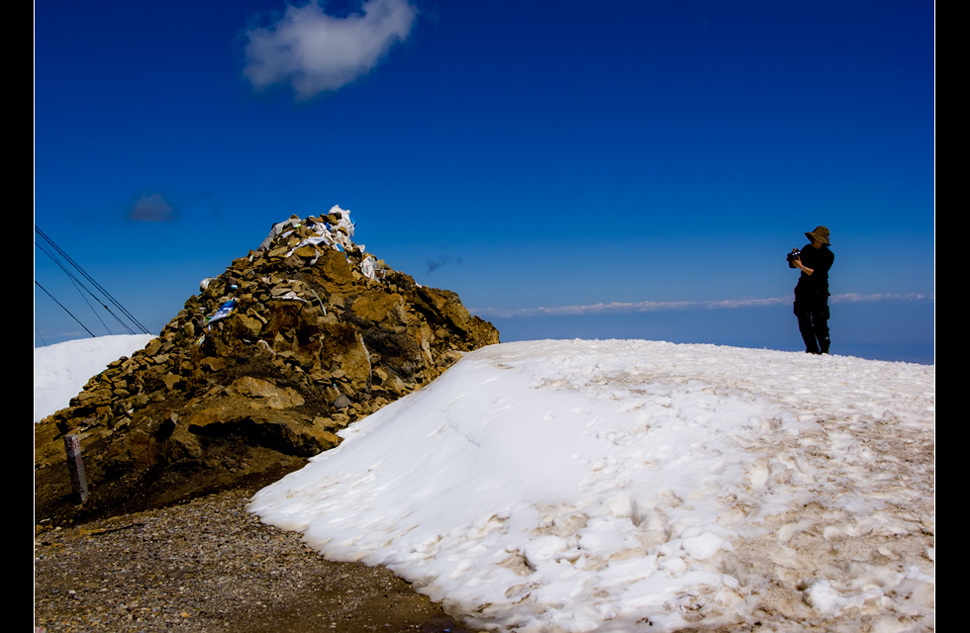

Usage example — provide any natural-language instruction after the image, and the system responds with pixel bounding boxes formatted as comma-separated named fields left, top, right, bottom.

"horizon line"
left=471, top=292, right=934, bottom=319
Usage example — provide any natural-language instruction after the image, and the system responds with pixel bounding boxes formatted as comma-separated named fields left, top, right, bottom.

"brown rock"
left=226, top=377, right=305, bottom=409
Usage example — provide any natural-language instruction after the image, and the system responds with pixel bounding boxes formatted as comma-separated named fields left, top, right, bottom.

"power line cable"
left=35, top=281, right=96, bottom=338
left=35, top=226, right=142, bottom=332
left=35, top=226, right=151, bottom=335
left=36, top=239, right=118, bottom=335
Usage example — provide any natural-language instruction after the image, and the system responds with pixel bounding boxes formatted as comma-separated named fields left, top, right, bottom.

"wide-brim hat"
left=805, top=226, right=830, bottom=245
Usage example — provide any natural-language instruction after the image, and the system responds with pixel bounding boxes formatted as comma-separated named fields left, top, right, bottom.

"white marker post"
left=63, top=434, right=89, bottom=504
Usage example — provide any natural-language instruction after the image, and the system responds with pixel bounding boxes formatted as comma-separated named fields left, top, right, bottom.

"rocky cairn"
left=35, top=206, right=500, bottom=527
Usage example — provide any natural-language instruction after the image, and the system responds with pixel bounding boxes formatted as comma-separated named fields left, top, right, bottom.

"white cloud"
left=472, top=293, right=933, bottom=318
left=243, top=0, right=418, bottom=100
left=830, top=292, right=933, bottom=303
left=473, top=298, right=786, bottom=319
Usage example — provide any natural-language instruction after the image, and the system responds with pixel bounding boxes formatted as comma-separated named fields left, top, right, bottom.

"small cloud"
left=425, top=254, right=462, bottom=274
left=128, top=192, right=177, bottom=222
left=830, top=292, right=933, bottom=303
left=243, top=0, right=418, bottom=100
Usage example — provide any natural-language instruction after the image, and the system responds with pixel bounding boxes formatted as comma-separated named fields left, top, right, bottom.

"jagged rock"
left=225, top=376, right=305, bottom=409
left=35, top=205, right=499, bottom=526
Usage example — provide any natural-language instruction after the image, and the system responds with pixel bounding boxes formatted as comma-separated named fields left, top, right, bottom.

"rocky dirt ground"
left=34, top=487, right=480, bottom=633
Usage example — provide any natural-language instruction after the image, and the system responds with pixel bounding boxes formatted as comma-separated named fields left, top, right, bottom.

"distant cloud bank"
left=473, top=293, right=934, bottom=318
left=243, top=0, right=418, bottom=100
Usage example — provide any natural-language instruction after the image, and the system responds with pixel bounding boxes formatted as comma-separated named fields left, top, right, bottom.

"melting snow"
left=249, top=339, right=935, bottom=632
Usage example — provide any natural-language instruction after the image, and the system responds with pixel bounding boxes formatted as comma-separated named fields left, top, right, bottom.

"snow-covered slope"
left=34, top=334, right=156, bottom=422
left=249, top=339, right=934, bottom=633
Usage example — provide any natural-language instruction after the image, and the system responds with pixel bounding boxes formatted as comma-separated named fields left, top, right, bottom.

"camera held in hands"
left=787, top=248, right=801, bottom=268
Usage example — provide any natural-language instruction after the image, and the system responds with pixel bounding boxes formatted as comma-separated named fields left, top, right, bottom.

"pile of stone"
left=35, top=206, right=499, bottom=527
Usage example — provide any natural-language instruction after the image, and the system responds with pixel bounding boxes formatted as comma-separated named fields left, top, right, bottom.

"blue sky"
left=34, top=0, right=935, bottom=363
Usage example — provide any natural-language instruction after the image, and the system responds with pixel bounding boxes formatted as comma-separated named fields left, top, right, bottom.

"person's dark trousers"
left=794, top=295, right=830, bottom=354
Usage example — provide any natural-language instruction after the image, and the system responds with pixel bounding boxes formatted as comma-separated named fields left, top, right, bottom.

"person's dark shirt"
left=796, top=244, right=834, bottom=294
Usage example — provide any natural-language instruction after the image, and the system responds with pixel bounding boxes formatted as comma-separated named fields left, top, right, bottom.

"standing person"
left=790, top=226, right=835, bottom=354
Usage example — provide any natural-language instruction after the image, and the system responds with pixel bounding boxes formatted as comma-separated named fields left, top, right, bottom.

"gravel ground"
left=34, top=489, right=479, bottom=633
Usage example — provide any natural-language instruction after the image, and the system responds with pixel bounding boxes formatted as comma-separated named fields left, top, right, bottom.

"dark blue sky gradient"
left=34, top=0, right=934, bottom=362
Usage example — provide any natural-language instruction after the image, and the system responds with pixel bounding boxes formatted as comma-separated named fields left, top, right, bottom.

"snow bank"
left=34, top=334, right=156, bottom=422
left=249, top=340, right=935, bottom=632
